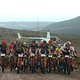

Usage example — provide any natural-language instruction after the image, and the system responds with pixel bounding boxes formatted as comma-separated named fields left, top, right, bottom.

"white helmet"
left=66, top=41, right=72, bottom=46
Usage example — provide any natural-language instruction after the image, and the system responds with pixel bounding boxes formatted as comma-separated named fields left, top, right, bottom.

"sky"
left=0, top=0, right=80, bottom=22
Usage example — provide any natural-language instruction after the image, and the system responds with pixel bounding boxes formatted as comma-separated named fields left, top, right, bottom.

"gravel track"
left=0, top=69, right=80, bottom=80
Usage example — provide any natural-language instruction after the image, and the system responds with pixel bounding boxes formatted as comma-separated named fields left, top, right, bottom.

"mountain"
left=44, top=16, right=80, bottom=35
left=0, top=22, right=52, bottom=30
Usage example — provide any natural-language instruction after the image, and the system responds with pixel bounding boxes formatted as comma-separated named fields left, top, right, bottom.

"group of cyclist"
left=0, top=38, right=77, bottom=74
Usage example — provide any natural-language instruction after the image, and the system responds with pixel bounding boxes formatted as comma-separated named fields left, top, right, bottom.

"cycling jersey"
left=0, top=44, right=7, bottom=53
left=62, top=48, right=70, bottom=56
left=39, top=45, right=49, bottom=54
left=13, top=44, right=23, bottom=55
left=29, top=43, right=38, bottom=54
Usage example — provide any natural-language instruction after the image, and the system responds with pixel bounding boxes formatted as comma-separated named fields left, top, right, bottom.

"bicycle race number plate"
left=1, top=53, right=5, bottom=57
left=18, top=54, right=23, bottom=57
left=30, top=53, right=35, bottom=56
left=65, top=55, right=69, bottom=58
left=53, top=57, right=56, bottom=58
left=48, top=55, right=52, bottom=58
left=41, top=54, right=46, bottom=57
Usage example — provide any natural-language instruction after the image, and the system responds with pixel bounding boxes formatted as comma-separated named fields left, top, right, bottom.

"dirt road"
left=0, top=70, right=80, bottom=80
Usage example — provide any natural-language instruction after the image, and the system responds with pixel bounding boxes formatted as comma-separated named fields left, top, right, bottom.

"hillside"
left=0, top=22, right=52, bottom=30
left=44, top=16, right=80, bottom=35
left=0, top=27, right=46, bottom=43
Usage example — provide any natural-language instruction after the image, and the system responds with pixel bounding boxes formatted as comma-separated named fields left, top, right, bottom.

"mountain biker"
left=22, top=42, right=29, bottom=57
left=29, top=40, right=38, bottom=55
left=48, top=40, right=56, bottom=55
left=13, top=39, right=23, bottom=56
left=39, top=40, right=48, bottom=73
left=53, top=37, right=58, bottom=46
left=39, top=40, right=49, bottom=56
left=7, top=44, right=13, bottom=54
left=54, top=44, right=61, bottom=56
left=0, top=40, right=8, bottom=70
left=66, top=41, right=77, bottom=57
left=60, top=42, right=71, bottom=57
left=0, top=40, right=7, bottom=54
left=13, top=39, right=23, bottom=70
left=28, top=40, right=39, bottom=73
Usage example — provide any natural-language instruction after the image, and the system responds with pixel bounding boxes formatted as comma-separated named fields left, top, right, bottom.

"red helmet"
left=8, top=44, right=13, bottom=49
left=1, top=40, right=6, bottom=45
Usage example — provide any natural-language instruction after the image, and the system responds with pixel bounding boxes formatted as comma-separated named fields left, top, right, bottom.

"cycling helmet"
left=8, top=44, right=13, bottom=49
left=1, top=40, right=6, bottom=45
